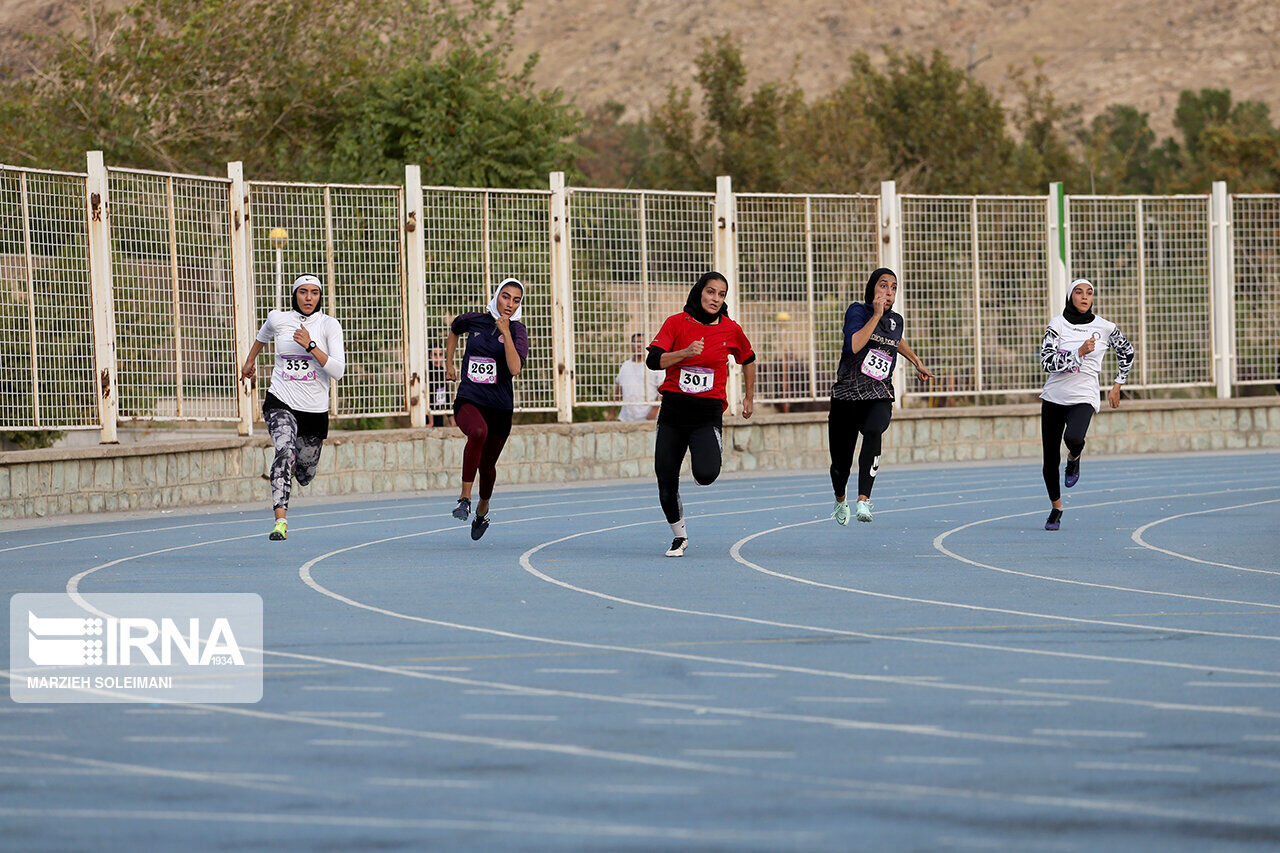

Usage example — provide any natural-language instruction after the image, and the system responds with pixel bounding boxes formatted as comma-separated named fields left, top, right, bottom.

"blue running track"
left=2, top=450, right=1279, bottom=851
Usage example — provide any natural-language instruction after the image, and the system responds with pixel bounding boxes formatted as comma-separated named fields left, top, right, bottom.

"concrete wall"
left=1, top=399, right=1276, bottom=521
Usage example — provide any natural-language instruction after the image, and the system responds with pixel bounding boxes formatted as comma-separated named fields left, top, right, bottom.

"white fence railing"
left=1, top=153, right=1275, bottom=441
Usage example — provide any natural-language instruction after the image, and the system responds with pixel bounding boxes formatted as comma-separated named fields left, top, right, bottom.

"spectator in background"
left=611, top=332, right=662, bottom=421
left=427, top=344, right=452, bottom=427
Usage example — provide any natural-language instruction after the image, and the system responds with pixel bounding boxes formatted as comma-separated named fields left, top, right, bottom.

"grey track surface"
left=2, top=450, right=1279, bottom=851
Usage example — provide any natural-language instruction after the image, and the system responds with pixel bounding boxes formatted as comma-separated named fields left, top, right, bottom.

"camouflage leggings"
left=266, top=408, right=325, bottom=510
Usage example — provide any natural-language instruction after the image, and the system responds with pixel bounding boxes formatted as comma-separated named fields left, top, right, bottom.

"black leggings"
left=829, top=398, right=893, bottom=500
left=1041, top=400, right=1094, bottom=502
left=654, top=419, right=723, bottom=524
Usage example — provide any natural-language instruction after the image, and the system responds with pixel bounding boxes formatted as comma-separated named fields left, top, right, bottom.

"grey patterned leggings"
left=266, top=408, right=325, bottom=510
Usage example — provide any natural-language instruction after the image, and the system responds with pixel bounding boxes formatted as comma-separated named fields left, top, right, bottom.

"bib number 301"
left=678, top=366, right=715, bottom=395
left=467, top=356, right=498, bottom=385
left=860, top=348, right=893, bottom=381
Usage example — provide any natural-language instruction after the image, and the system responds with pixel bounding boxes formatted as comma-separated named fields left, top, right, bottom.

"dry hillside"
left=4, top=0, right=1278, bottom=136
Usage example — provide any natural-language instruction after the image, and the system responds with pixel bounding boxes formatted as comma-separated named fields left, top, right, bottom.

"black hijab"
left=863, top=267, right=897, bottom=307
left=1063, top=278, right=1096, bottom=325
left=684, top=271, right=730, bottom=325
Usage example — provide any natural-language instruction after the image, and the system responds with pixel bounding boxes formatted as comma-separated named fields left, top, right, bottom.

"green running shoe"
left=856, top=500, right=874, bottom=523
left=269, top=519, right=287, bottom=541
left=831, top=500, right=852, bottom=526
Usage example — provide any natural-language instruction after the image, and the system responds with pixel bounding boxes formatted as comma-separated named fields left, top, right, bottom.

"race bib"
left=860, top=348, right=893, bottom=381
left=467, top=356, right=498, bottom=385
left=678, top=366, right=715, bottom=395
left=280, top=354, right=316, bottom=381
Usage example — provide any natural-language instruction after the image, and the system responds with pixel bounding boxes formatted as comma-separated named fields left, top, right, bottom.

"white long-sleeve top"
left=255, top=309, right=346, bottom=413
left=1039, top=314, right=1135, bottom=411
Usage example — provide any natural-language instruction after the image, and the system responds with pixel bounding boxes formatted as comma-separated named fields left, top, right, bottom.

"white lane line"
left=521, top=502, right=1280, bottom=681
left=733, top=488, right=1280, bottom=647
left=0, top=748, right=316, bottom=796
left=0, top=735, right=66, bottom=741
left=792, top=697, right=889, bottom=704
left=122, top=709, right=211, bottom=715
left=884, top=756, right=983, bottom=766
left=262, top=663, right=327, bottom=669
left=307, top=739, right=408, bottom=748
left=1019, top=679, right=1110, bottom=685
left=590, top=784, right=702, bottom=795
left=366, top=777, right=490, bottom=789
left=290, top=711, right=386, bottom=718
left=1184, top=682, right=1280, bottom=688
left=931, top=485, right=1280, bottom=607
left=690, top=672, right=778, bottom=678
left=683, top=749, right=796, bottom=760
left=967, top=700, right=1071, bottom=707
left=1033, top=729, right=1146, bottom=739
left=1075, top=761, right=1198, bottom=774
left=1131, top=499, right=1280, bottom=575
left=461, top=714, right=558, bottom=722
left=397, top=666, right=472, bottom=672
left=1242, top=734, right=1280, bottom=742
left=535, top=668, right=618, bottom=674
left=287, top=514, right=1280, bottom=723
left=464, top=689, right=532, bottom=696
left=299, top=685, right=393, bottom=692
left=638, top=719, right=743, bottom=727
left=123, top=736, right=227, bottom=744
left=0, top=806, right=817, bottom=843
left=624, top=694, right=717, bottom=700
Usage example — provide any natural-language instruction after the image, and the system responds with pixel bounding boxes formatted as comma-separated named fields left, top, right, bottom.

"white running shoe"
left=856, top=500, right=874, bottom=522
left=831, top=500, right=852, bottom=526
left=665, top=537, right=688, bottom=557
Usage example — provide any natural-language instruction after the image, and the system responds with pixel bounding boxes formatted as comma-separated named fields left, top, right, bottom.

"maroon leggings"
left=456, top=401, right=513, bottom=501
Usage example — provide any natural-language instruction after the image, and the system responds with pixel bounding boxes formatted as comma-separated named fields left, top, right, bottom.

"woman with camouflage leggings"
left=239, top=274, right=346, bottom=540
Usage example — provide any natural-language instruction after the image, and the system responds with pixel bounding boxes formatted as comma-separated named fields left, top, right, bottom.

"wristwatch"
left=305, top=341, right=318, bottom=353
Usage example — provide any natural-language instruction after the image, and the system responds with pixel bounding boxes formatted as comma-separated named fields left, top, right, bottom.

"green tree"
left=855, top=49, right=1015, bottom=193
left=1078, top=105, right=1159, bottom=193
left=0, top=0, right=574, bottom=181
left=648, top=33, right=806, bottom=191
left=326, top=48, right=584, bottom=187
left=1006, top=60, right=1083, bottom=193
left=1156, top=89, right=1280, bottom=191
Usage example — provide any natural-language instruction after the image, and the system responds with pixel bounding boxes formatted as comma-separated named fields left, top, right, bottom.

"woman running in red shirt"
left=646, top=271, right=756, bottom=557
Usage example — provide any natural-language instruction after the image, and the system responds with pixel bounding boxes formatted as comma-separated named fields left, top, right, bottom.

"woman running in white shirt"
left=239, top=274, right=346, bottom=540
left=1039, top=278, right=1135, bottom=531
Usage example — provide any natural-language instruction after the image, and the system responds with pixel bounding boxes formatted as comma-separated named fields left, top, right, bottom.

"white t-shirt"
left=256, top=309, right=346, bottom=413
left=1039, top=314, right=1126, bottom=411
left=615, top=358, right=661, bottom=422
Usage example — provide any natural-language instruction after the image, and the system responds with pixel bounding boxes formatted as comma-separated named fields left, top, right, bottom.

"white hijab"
left=487, top=278, right=524, bottom=322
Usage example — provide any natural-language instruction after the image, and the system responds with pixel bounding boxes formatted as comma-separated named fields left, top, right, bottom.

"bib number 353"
left=467, top=356, right=498, bottom=385
left=678, top=366, right=715, bottom=395
left=860, top=348, right=893, bottom=381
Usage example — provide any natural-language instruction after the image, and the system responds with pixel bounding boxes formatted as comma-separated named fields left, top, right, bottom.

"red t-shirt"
left=650, top=312, right=754, bottom=410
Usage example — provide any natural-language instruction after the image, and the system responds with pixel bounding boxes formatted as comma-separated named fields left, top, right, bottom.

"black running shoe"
left=471, top=513, right=490, bottom=541
left=665, top=537, right=688, bottom=557
left=1064, top=456, right=1080, bottom=488
left=1045, top=508, right=1063, bottom=531
left=452, top=497, right=471, bottom=521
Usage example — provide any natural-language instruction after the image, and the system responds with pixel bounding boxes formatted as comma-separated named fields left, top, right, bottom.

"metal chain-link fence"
left=0, top=166, right=98, bottom=431
left=1231, top=195, right=1280, bottom=387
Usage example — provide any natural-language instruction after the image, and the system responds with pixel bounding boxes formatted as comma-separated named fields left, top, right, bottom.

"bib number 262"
left=467, top=357, right=498, bottom=385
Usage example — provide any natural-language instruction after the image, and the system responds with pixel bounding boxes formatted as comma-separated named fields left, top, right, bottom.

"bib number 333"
left=860, top=349, right=893, bottom=381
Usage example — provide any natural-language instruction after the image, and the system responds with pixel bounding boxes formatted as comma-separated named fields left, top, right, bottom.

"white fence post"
left=1047, top=182, right=1068, bottom=316
left=879, top=180, right=905, bottom=408
left=714, top=175, right=741, bottom=415
left=227, top=162, right=254, bottom=436
left=549, top=171, right=574, bottom=423
left=86, top=151, right=119, bottom=444
left=403, top=165, right=428, bottom=427
left=1210, top=180, right=1235, bottom=398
